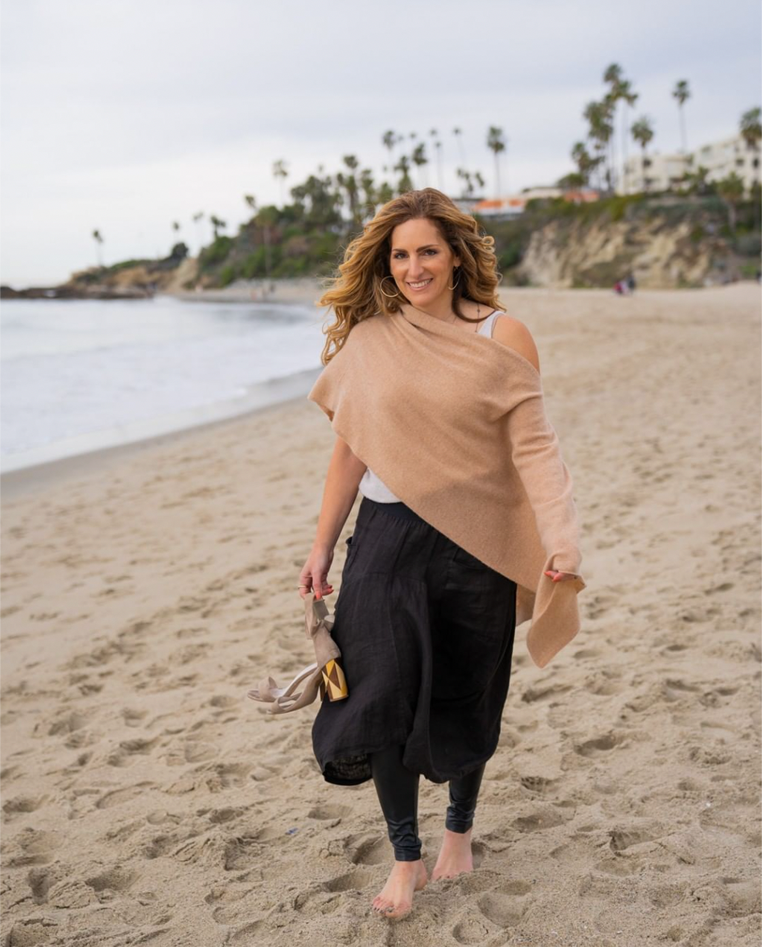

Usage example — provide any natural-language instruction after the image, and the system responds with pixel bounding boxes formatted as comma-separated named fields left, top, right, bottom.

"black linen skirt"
left=311, top=496, right=518, bottom=786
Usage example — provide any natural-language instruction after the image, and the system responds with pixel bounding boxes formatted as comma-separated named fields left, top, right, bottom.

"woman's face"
left=388, top=217, right=461, bottom=306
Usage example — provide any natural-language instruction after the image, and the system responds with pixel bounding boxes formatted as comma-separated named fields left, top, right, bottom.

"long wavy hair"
left=315, top=188, right=503, bottom=364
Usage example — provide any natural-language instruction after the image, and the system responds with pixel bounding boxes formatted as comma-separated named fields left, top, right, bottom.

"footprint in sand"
left=519, top=775, right=557, bottom=796
left=322, top=867, right=375, bottom=893
left=2, top=795, right=47, bottom=822
left=451, top=913, right=494, bottom=945
left=107, top=736, right=161, bottom=767
left=348, top=835, right=389, bottom=866
left=6, top=828, right=64, bottom=867
left=608, top=821, right=667, bottom=853
left=573, top=732, right=629, bottom=757
left=513, top=809, right=565, bottom=834
left=96, top=782, right=155, bottom=809
left=477, top=886, right=531, bottom=927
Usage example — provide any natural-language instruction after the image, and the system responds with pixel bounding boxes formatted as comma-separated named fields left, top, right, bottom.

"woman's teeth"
left=408, top=279, right=432, bottom=289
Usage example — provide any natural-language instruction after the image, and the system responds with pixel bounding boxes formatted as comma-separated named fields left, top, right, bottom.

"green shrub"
left=199, top=236, right=233, bottom=269
left=219, top=263, right=237, bottom=287
left=735, top=232, right=761, bottom=256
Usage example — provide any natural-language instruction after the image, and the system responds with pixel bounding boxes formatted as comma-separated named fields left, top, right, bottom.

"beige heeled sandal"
left=247, top=593, right=349, bottom=715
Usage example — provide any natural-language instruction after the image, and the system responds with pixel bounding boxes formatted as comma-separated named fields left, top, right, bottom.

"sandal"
left=247, top=593, right=348, bottom=715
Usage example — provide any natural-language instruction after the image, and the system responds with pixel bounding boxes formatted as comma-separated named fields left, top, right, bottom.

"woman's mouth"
left=407, top=279, right=433, bottom=291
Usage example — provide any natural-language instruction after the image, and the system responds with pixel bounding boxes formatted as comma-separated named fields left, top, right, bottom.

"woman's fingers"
left=543, top=569, right=579, bottom=582
left=298, top=572, right=334, bottom=598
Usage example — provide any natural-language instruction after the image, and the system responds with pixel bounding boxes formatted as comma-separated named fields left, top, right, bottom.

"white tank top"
left=358, top=309, right=503, bottom=504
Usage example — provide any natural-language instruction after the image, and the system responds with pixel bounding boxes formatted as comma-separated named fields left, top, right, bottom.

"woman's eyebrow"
left=391, top=244, right=439, bottom=252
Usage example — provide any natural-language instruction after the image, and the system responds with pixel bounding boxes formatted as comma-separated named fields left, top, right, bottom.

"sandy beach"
left=1, top=284, right=760, bottom=946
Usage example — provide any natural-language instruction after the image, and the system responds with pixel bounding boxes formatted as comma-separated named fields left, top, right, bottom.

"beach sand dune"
left=1, top=285, right=760, bottom=946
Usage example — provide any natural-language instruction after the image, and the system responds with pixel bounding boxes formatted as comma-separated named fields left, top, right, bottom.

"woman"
left=299, top=188, right=585, bottom=920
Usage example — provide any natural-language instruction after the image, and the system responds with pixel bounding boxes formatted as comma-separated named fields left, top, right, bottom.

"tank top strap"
left=477, top=309, right=503, bottom=338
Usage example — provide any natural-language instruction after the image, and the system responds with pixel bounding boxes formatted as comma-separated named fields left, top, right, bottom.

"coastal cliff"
left=496, top=194, right=760, bottom=289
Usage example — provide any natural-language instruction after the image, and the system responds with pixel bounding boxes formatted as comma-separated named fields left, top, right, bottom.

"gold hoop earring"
left=379, top=276, right=401, bottom=299
left=448, top=268, right=461, bottom=291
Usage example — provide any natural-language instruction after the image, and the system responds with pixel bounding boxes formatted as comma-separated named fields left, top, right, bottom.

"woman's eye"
left=393, top=250, right=437, bottom=259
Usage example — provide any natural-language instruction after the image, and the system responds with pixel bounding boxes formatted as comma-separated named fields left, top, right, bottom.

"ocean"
left=0, top=295, right=328, bottom=472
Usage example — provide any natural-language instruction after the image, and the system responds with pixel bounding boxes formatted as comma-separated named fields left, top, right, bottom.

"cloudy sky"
left=1, top=0, right=759, bottom=286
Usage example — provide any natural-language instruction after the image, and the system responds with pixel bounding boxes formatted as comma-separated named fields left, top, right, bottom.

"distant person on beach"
left=627, top=274, right=636, bottom=293
left=297, top=188, right=585, bottom=920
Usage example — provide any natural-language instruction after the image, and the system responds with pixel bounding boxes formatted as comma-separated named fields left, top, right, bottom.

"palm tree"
left=244, top=194, right=257, bottom=217
left=337, top=155, right=361, bottom=228
left=739, top=107, right=761, bottom=228
left=272, top=159, right=289, bottom=206
left=411, top=142, right=428, bottom=187
left=456, top=167, right=474, bottom=198
left=453, top=127, right=467, bottom=192
left=571, top=141, right=600, bottom=188
left=430, top=128, right=444, bottom=190
left=631, top=117, right=655, bottom=192
left=359, top=167, right=376, bottom=218
left=376, top=181, right=394, bottom=205
left=619, top=80, right=639, bottom=193
left=672, top=80, right=691, bottom=153
left=716, top=172, right=744, bottom=234
left=209, top=215, right=227, bottom=239
left=92, top=229, right=104, bottom=267
left=584, top=100, right=615, bottom=191
left=486, top=126, right=506, bottom=198
left=603, top=64, right=623, bottom=189
left=740, top=106, right=762, bottom=151
left=602, top=94, right=618, bottom=191
left=382, top=130, right=398, bottom=185
left=192, top=211, right=204, bottom=255
left=394, top=155, right=414, bottom=195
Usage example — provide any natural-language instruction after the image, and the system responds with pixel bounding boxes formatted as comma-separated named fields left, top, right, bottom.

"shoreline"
left=0, top=380, right=321, bottom=503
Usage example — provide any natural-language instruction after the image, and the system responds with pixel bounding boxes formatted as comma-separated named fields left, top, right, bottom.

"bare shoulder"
left=491, top=314, right=541, bottom=373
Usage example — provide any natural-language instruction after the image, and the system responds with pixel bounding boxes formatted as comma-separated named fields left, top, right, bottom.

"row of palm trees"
left=568, top=64, right=761, bottom=196
left=568, top=65, right=686, bottom=193
left=269, top=126, right=508, bottom=205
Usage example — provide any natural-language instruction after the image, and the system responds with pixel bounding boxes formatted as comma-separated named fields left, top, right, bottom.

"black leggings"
left=368, top=744, right=486, bottom=861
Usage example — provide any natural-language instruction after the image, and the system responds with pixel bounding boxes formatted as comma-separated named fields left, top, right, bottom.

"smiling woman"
left=292, top=187, right=585, bottom=921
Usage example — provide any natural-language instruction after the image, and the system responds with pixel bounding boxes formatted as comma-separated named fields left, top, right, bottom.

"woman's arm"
left=300, top=435, right=367, bottom=598
left=314, top=436, right=367, bottom=551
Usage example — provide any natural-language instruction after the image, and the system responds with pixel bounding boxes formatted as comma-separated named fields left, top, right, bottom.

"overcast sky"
left=1, top=0, right=760, bottom=286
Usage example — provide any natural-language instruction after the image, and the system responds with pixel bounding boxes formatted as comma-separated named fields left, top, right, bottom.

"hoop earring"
left=379, top=276, right=402, bottom=299
left=448, top=268, right=461, bottom=291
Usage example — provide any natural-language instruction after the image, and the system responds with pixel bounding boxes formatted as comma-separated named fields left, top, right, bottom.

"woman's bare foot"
left=371, top=858, right=428, bottom=919
left=431, top=826, right=474, bottom=880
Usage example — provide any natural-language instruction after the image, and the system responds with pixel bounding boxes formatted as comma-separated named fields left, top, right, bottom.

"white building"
left=620, top=133, right=760, bottom=195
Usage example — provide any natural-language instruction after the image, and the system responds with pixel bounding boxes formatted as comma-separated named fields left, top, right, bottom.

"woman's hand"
left=543, top=569, right=580, bottom=582
left=299, top=546, right=335, bottom=599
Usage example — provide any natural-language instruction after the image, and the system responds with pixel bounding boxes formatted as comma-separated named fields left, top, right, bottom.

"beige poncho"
left=307, top=302, right=587, bottom=669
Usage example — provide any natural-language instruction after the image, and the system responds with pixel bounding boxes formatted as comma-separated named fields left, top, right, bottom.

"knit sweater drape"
left=307, top=302, right=587, bottom=668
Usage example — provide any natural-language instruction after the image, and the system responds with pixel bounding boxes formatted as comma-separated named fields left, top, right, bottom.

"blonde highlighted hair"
left=315, top=188, right=503, bottom=364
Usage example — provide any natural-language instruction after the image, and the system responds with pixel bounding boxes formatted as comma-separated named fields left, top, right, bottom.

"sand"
left=1, top=284, right=760, bottom=947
